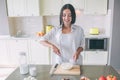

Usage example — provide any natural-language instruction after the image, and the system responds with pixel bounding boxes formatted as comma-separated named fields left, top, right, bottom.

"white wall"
left=0, top=0, right=9, bottom=35
left=109, top=0, right=120, bottom=69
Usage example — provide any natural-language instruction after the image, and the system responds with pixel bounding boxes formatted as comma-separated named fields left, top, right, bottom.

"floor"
left=0, top=67, right=16, bottom=80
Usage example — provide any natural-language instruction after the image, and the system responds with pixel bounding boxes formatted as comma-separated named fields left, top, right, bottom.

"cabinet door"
left=7, top=0, right=14, bottom=16
left=84, top=51, right=108, bottom=65
left=26, top=0, right=40, bottom=16
left=7, top=0, right=40, bottom=16
left=29, top=40, right=50, bottom=64
left=84, top=0, right=107, bottom=15
left=14, top=0, right=26, bottom=16
left=80, top=51, right=85, bottom=65
left=0, top=40, right=9, bottom=65
left=7, top=40, right=29, bottom=66
left=62, top=0, right=84, bottom=10
left=40, top=0, right=62, bottom=15
left=7, top=0, right=26, bottom=16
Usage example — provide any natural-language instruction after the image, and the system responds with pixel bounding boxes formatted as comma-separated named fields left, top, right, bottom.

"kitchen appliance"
left=49, top=64, right=58, bottom=75
left=89, top=28, right=99, bottom=35
left=85, top=38, right=108, bottom=51
left=46, top=25, right=53, bottom=33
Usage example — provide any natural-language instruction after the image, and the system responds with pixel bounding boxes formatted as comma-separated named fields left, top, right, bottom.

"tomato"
left=99, top=76, right=106, bottom=80
left=106, top=75, right=117, bottom=80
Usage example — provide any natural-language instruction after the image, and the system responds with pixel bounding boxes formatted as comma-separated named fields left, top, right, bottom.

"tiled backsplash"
left=8, top=10, right=111, bottom=37
left=44, top=13, right=111, bottom=37
left=8, top=17, right=43, bottom=36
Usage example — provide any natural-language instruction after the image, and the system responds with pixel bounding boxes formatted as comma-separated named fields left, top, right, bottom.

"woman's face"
left=62, top=9, right=72, bottom=26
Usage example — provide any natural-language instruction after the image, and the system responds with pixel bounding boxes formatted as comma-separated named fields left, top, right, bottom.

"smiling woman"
left=40, top=4, right=84, bottom=65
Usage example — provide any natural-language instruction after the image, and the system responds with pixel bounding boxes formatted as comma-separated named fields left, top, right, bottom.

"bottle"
left=19, top=52, right=29, bottom=74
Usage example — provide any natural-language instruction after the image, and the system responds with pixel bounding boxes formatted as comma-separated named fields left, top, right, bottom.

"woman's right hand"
left=52, top=45, right=61, bottom=56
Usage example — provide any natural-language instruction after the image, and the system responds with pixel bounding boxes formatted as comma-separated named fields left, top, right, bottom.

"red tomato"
left=106, top=75, right=117, bottom=80
left=99, top=76, right=107, bottom=80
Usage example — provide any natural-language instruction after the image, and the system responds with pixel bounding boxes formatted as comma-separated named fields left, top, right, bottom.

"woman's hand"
left=73, top=52, right=79, bottom=61
left=52, top=45, right=61, bottom=56
left=73, top=47, right=83, bottom=61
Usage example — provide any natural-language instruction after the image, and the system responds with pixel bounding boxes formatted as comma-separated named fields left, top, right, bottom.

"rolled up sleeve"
left=40, top=27, right=57, bottom=42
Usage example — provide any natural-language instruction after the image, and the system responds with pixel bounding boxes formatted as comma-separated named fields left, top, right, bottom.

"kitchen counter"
left=5, top=65, right=120, bottom=80
left=0, top=35, right=41, bottom=40
left=85, top=34, right=110, bottom=38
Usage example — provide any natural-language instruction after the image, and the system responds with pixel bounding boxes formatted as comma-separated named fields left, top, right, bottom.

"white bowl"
left=61, top=63, right=73, bottom=70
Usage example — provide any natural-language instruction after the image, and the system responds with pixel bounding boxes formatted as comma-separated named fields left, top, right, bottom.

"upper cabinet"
left=40, top=0, right=62, bottom=16
left=84, top=0, right=108, bottom=15
left=6, top=0, right=40, bottom=16
left=40, top=0, right=107, bottom=16
left=6, top=0, right=108, bottom=16
left=62, top=0, right=84, bottom=10
left=26, top=0, right=40, bottom=16
left=40, top=0, right=84, bottom=16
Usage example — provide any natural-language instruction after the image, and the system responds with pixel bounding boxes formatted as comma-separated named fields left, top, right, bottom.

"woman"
left=40, top=4, right=84, bottom=64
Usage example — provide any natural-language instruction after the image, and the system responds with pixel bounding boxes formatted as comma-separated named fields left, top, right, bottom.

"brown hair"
left=59, top=4, right=76, bottom=25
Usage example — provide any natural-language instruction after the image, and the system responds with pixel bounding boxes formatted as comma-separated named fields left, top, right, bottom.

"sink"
left=13, top=35, right=30, bottom=38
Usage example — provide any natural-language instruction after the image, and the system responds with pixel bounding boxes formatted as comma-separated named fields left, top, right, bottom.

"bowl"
left=61, top=63, right=73, bottom=70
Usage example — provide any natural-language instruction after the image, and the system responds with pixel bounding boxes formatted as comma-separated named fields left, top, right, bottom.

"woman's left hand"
left=73, top=52, right=79, bottom=61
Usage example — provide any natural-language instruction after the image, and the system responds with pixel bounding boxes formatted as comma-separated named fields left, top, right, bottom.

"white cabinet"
left=26, top=0, right=40, bottom=16
left=7, top=39, right=29, bottom=66
left=0, top=39, right=50, bottom=66
left=40, top=0, right=62, bottom=15
left=7, top=0, right=25, bottom=16
left=0, top=40, right=9, bottom=65
left=7, top=0, right=40, bottom=16
left=28, top=39, right=50, bottom=64
left=84, top=0, right=108, bottom=15
left=40, top=0, right=84, bottom=16
left=62, top=0, right=84, bottom=10
left=83, top=51, right=108, bottom=65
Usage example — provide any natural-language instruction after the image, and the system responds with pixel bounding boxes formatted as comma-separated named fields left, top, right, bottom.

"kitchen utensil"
left=49, top=64, right=58, bottom=75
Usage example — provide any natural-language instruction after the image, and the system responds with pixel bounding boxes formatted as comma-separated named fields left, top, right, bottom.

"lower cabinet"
left=28, top=39, right=50, bottom=65
left=82, top=51, right=108, bottom=65
left=0, top=39, right=109, bottom=66
left=7, top=39, right=29, bottom=66
left=0, top=39, right=50, bottom=66
left=0, top=40, right=9, bottom=65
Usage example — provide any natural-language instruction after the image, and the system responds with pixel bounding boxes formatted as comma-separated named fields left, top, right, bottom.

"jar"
left=19, top=52, right=29, bottom=74
left=29, top=65, right=37, bottom=76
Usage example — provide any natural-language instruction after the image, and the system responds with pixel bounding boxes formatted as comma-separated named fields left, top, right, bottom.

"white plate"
left=61, top=63, right=73, bottom=70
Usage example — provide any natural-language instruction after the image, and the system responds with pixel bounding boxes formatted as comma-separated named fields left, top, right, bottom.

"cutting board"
left=53, top=65, right=80, bottom=75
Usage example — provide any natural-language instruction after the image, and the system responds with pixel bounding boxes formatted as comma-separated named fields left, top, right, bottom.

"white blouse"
left=40, top=24, right=84, bottom=64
